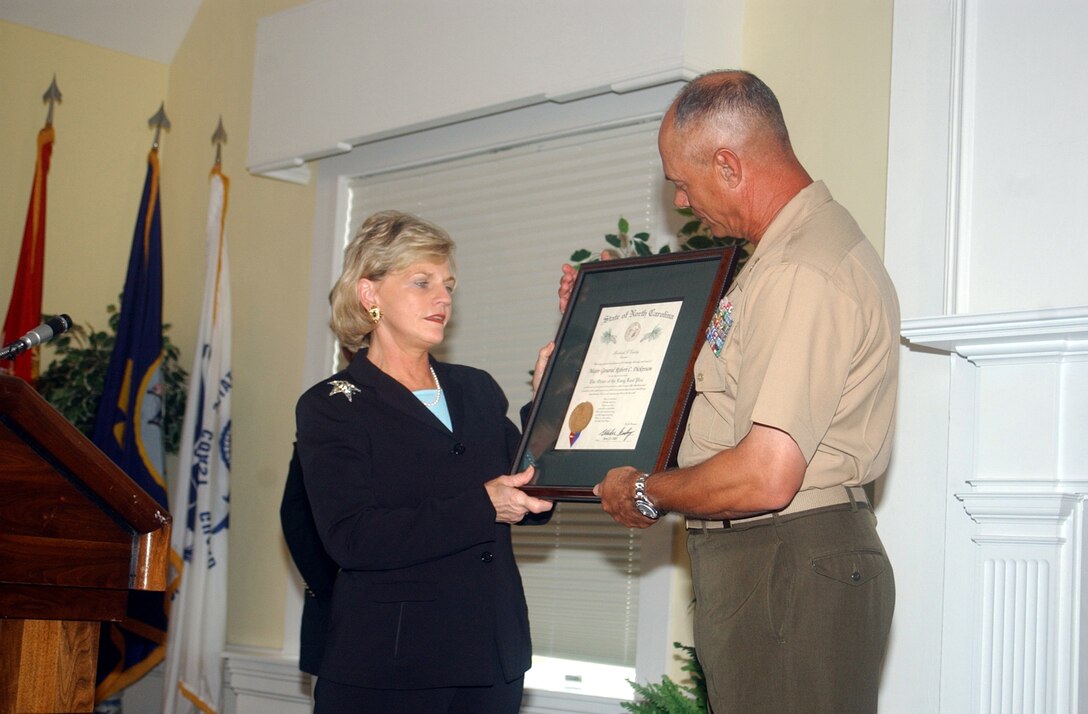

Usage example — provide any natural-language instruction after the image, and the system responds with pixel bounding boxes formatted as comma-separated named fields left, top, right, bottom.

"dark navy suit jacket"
left=280, top=444, right=339, bottom=675
left=295, top=350, right=546, bottom=689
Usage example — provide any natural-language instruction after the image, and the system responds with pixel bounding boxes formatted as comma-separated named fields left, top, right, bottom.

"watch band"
left=634, top=472, right=660, bottom=520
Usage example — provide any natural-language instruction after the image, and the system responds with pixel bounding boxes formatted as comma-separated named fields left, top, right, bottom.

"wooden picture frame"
left=516, top=247, right=741, bottom=501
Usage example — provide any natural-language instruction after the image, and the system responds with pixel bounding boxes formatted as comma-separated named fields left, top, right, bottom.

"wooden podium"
left=0, top=375, right=171, bottom=713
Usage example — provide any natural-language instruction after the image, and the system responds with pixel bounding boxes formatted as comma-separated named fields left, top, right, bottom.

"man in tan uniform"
left=590, top=71, right=899, bottom=712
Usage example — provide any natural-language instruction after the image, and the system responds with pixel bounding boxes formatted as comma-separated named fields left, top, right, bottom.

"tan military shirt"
left=678, top=181, right=900, bottom=493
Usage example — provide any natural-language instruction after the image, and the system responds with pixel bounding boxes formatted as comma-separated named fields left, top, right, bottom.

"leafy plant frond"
left=621, top=642, right=708, bottom=713
left=569, top=213, right=751, bottom=270
left=35, top=302, right=188, bottom=454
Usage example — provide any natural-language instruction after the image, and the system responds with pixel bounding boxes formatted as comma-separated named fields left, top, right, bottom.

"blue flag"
left=92, top=148, right=170, bottom=700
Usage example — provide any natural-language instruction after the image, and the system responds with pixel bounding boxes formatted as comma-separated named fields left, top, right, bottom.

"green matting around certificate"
left=516, top=247, right=740, bottom=501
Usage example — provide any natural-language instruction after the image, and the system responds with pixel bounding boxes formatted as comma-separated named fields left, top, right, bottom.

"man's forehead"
left=658, top=126, right=688, bottom=170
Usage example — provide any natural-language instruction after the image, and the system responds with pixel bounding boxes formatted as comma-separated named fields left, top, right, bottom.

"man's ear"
left=714, top=148, right=742, bottom=187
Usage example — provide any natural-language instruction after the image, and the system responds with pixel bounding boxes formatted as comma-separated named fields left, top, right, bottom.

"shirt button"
left=851, top=570, right=862, bottom=582
left=480, top=551, right=494, bottom=563
left=451, top=443, right=465, bottom=455
left=696, top=372, right=703, bottom=381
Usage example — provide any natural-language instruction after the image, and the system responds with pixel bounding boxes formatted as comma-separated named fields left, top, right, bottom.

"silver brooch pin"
left=327, top=380, right=361, bottom=402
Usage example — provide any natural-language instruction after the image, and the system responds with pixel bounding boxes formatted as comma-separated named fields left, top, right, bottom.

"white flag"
left=163, top=166, right=232, bottom=714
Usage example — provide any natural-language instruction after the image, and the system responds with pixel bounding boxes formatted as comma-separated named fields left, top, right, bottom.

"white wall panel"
left=882, top=0, right=956, bottom=319
left=956, top=1, right=1088, bottom=313
left=887, top=1, right=1088, bottom=710
left=976, top=362, right=1061, bottom=480
left=871, top=347, right=952, bottom=714
left=1059, top=363, right=1088, bottom=480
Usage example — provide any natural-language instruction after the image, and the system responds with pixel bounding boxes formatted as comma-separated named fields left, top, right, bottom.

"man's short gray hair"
left=671, top=70, right=792, bottom=150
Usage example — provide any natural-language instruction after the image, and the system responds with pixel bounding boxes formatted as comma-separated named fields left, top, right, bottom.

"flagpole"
left=162, top=118, right=233, bottom=714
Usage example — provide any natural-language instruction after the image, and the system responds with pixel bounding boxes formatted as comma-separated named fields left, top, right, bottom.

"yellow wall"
left=163, top=0, right=314, bottom=649
left=743, top=0, right=894, bottom=253
left=1, top=0, right=893, bottom=673
left=0, top=21, right=169, bottom=337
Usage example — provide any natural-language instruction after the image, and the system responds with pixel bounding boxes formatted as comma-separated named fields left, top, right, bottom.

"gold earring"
left=368, top=305, right=382, bottom=322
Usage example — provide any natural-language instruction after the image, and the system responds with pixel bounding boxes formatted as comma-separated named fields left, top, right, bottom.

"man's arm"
left=594, top=423, right=807, bottom=528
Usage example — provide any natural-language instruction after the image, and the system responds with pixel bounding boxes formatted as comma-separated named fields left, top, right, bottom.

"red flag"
left=1, top=125, right=55, bottom=382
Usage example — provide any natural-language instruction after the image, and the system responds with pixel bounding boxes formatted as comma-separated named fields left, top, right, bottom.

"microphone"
left=0, top=314, right=73, bottom=360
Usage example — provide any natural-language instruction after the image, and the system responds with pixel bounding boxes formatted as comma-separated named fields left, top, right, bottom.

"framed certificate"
left=516, top=247, right=741, bottom=501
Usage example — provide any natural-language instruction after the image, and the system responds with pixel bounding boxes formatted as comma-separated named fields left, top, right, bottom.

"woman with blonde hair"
left=295, top=210, right=553, bottom=713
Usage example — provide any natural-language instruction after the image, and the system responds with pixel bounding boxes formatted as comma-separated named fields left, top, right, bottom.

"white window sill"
left=524, top=655, right=636, bottom=701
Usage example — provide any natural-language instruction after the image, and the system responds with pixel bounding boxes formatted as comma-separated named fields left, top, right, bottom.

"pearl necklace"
left=420, top=365, right=442, bottom=407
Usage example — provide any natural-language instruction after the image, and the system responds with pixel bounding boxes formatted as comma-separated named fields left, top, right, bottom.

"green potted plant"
left=623, top=642, right=708, bottom=713
left=35, top=302, right=188, bottom=453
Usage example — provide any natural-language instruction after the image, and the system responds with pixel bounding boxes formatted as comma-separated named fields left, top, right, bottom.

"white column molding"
left=902, top=307, right=1088, bottom=366
left=957, top=491, right=1079, bottom=534
left=221, top=649, right=312, bottom=714
left=950, top=484, right=1086, bottom=714
left=898, top=308, right=1088, bottom=712
left=978, top=557, right=1051, bottom=713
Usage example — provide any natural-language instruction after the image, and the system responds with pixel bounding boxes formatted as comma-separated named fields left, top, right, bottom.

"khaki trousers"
left=687, top=505, right=895, bottom=714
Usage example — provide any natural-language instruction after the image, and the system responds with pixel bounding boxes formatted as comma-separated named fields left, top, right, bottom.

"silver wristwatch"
left=634, top=472, right=660, bottom=520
